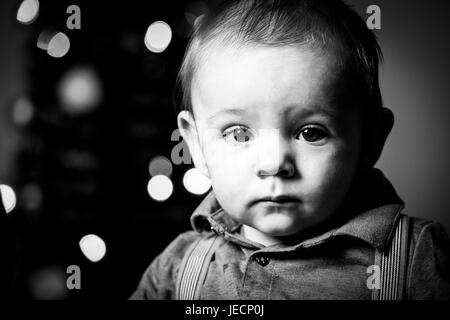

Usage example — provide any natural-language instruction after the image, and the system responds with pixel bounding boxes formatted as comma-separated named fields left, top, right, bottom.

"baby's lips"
left=251, top=195, right=302, bottom=205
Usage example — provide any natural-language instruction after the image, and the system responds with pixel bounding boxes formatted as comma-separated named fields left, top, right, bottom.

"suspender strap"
left=176, top=234, right=219, bottom=300
left=372, top=214, right=410, bottom=300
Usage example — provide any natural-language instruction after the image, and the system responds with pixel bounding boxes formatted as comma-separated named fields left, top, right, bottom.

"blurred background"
left=0, top=0, right=449, bottom=299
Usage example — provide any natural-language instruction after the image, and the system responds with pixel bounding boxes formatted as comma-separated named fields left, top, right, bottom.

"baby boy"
left=131, top=0, right=450, bottom=299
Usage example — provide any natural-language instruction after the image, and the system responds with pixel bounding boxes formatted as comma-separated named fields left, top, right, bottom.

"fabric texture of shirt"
left=130, top=169, right=450, bottom=300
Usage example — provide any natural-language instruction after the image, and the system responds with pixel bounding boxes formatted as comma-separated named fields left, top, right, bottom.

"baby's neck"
left=242, top=225, right=281, bottom=247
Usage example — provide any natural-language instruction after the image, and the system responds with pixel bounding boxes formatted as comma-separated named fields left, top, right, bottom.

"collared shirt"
left=130, top=169, right=450, bottom=300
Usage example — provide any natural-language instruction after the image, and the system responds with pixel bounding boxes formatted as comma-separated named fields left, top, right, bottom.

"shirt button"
left=255, top=256, right=270, bottom=266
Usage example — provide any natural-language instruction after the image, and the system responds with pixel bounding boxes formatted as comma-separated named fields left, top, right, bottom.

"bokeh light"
left=58, top=66, right=103, bottom=115
left=47, top=32, right=70, bottom=58
left=79, top=234, right=107, bottom=263
left=185, top=1, right=209, bottom=26
left=149, top=156, right=173, bottom=177
left=37, top=29, right=53, bottom=50
left=29, top=266, right=68, bottom=300
left=0, top=184, right=17, bottom=214
left=12, top=97, right=34, bottom=126
left=144, top=21, right=172, bottom=53
left=182, top=168, right=211, bottom=195
left=16, top=0, right=40, bottom=25
left=147, top=175, right=173, bottom=201
left=21, top=184, right=43, bottom=212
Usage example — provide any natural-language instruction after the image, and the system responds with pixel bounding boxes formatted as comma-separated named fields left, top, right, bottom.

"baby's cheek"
left=210, top=147, right=253, bottom=175
left=212, top=180, right=248, bottom=222
left=301, top=150, right=354, bottom=197
left=209, top=158, right=251, bottom=215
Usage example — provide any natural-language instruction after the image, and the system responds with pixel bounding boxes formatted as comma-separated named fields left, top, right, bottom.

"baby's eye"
left=296, top=126, right=328, bottom=143
left=222, top=126, right=254, bottom=144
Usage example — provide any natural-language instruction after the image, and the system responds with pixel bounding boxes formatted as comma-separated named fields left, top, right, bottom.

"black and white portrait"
left=0, top=0, right=449, bottom=304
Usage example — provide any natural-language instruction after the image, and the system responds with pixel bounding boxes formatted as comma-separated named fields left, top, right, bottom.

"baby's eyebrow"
left=284, top=105, right=341, bottom=121
left=207, top=108, right=247, bottom=122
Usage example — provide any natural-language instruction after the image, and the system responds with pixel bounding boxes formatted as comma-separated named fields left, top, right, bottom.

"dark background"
left=0, top=0, right=449, bottom=299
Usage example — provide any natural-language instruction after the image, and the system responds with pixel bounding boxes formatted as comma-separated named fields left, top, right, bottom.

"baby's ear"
left=177, top=111, right=211, bottom=178
left=364, top=107, right=394, bottom=168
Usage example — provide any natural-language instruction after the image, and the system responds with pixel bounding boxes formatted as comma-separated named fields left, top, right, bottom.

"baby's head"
left=175, top=0, right=394, bottom=245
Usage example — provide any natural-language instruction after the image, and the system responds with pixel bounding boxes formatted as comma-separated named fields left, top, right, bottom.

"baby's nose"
left=255, top=129, right=295, bottom=178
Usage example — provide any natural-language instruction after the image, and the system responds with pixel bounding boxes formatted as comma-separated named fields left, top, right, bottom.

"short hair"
left=173, top=0, right=383, bottom=117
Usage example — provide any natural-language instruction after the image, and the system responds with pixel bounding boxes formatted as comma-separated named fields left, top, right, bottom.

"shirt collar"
left=190, top=168, right=404, bottom=251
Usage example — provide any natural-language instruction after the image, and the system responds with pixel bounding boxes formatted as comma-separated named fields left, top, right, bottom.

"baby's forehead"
left=192, top=44, right=358, bottom=119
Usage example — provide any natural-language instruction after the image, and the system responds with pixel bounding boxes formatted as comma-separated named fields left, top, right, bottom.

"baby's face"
left=187, top=45, right=364, bottom=243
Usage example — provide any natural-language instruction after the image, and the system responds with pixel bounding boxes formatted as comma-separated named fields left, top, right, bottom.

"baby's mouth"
left=251, top=195, right=302, bottom=206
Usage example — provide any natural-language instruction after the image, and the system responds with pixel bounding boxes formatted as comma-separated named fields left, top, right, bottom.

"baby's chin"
left=247, top=210, right=314, bottom=237
left=242, top=204, right=334, bottom=239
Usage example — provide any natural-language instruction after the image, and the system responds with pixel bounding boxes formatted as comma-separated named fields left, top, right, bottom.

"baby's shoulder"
left=403, top=214, right=450, bottom=299
left=405, top=214, right=450, bottom=261
left=130, top=231, right=214, bottom=299
left=407, top=215, right=449, bottom=246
